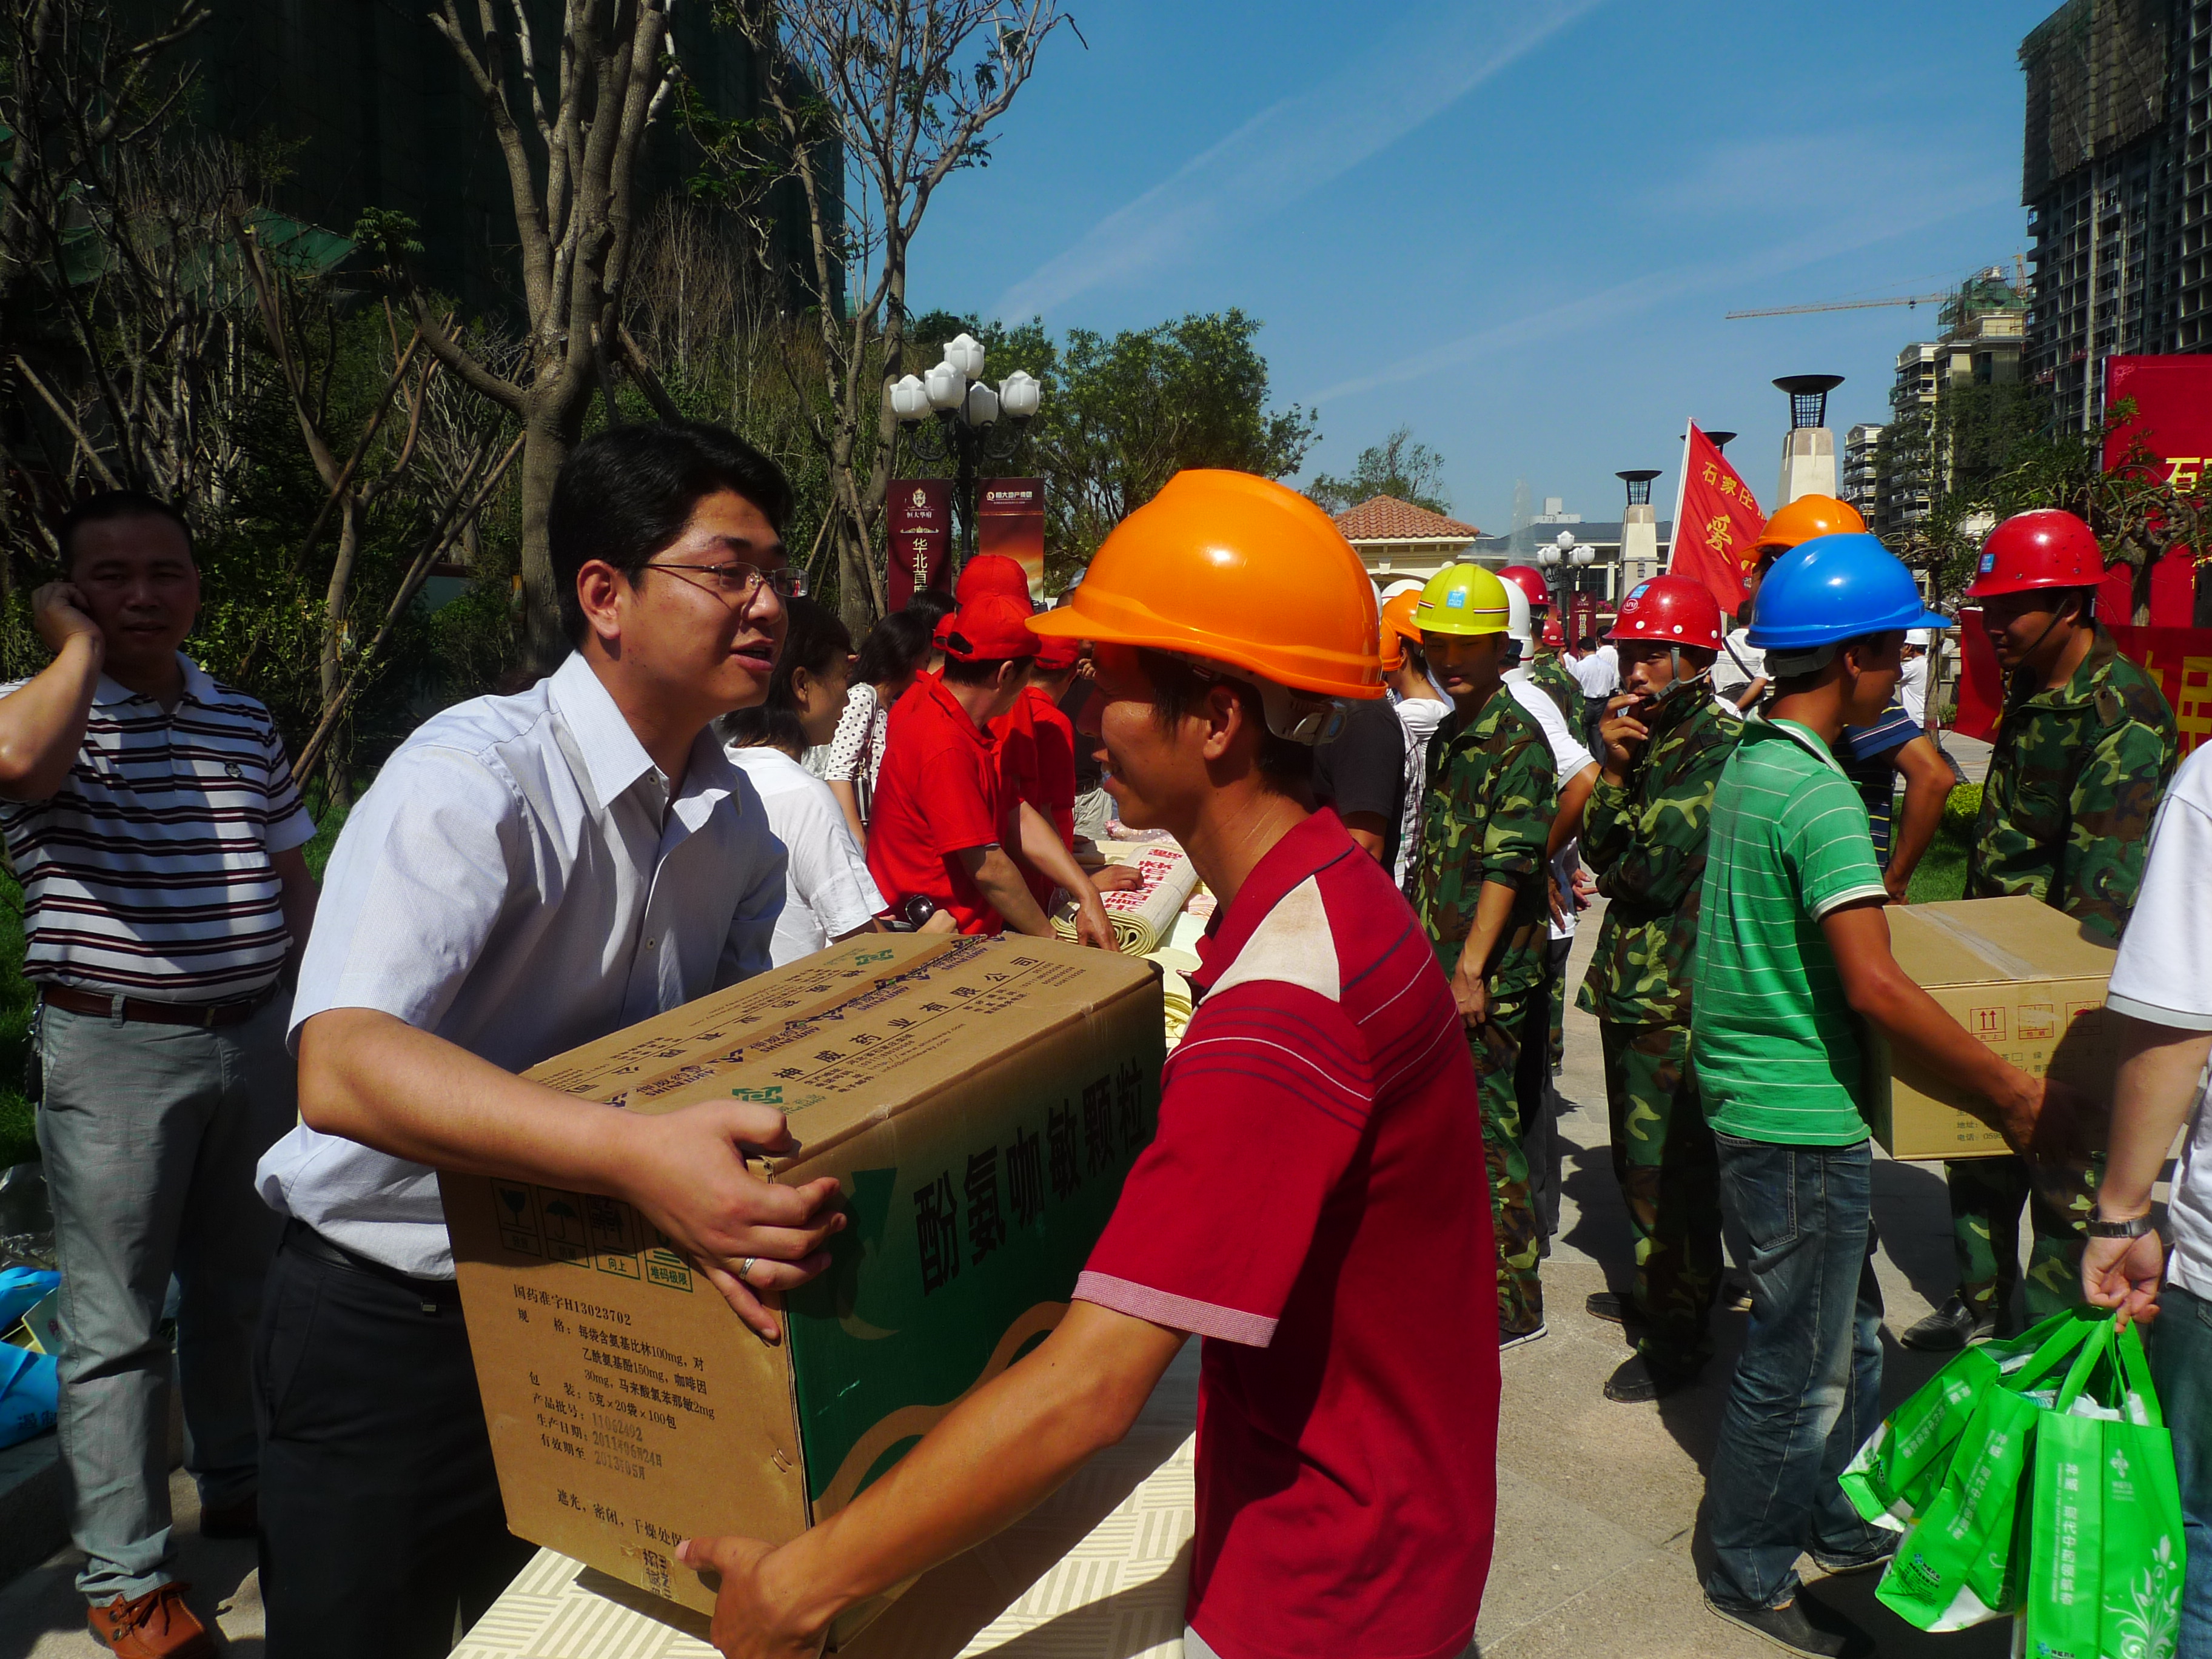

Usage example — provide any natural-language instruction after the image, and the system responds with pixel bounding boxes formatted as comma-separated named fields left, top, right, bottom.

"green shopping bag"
left=1842, top=1309, right=2080, bottom=1532
left=2023, top=1316, right=2187, bottom=1659
left=1877, top=1311, right=2110, bottom=1632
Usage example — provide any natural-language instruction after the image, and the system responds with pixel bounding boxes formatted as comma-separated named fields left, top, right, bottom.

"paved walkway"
left=0, top=903, right=2026, bottom=1658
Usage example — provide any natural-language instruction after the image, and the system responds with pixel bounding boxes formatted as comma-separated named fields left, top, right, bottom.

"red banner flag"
left=1666, top=423, right=1766, bottom=620
left=977, top=477, right=1046, bottom=602
left=886, top=478, right=951, bottom=611
left=1952, top=609, right=2212, bottom=757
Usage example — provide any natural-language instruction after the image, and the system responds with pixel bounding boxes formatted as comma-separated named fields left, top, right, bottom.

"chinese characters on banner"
left=1952, top=608, right=2212, bottom=757
left=2100, top=357, right=2211, bottom=629
left=977, top=477, right=1046, bottom=603
left=1568, top=591, right=1597, bottom=649
left=887, top=478, right=951, bottom=611
left=1664, top=423, right=1766, bottom=621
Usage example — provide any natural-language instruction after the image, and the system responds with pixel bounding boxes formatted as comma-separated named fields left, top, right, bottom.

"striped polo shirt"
left=1691, top=716, right=1887, bottom=1145
left=0, top=655, right=315, bottom=1003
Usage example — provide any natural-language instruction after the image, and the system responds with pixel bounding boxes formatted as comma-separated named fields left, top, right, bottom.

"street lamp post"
left=889, top=332, right=1042, bottom=565
left=1535, top=529, right=1597, bottom=631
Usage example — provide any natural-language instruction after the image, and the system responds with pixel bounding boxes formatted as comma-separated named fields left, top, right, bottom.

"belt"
left=38, top=982, right=280, bottom=1028
left=282, top=1218, right=455, bottom=1299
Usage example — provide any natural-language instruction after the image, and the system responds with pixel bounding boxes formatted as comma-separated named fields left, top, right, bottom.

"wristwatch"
left=2084, top=1212, right=2156, bottom=1239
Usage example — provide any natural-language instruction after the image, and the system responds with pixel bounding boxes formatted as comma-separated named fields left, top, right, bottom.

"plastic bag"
left=2023, top=1316, right=2186, bottom=1659
left=0, top=1339, right=57, bottom=1449
left=0, top=1264, right=58, bottom=1332
left=1842, top=1309, right=2077, bottom=1532
left=1876, top=1310, right=2110, bottom=1632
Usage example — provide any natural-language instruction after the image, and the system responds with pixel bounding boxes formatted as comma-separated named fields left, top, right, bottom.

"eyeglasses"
left=644, top=560, right=807, bottom=602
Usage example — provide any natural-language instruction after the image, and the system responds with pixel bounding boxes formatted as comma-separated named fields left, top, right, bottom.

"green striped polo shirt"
left=1691, top=717, right=1888, bottom=1145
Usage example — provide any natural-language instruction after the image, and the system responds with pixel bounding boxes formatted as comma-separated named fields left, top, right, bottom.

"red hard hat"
left=1497, top=565, right=1552, bottom=609
left=1605, top=575, right=1724, bottom=652
left=1964, top=510, right=2104, bottom=598
left=1541, top=615, right=1564, bottom=648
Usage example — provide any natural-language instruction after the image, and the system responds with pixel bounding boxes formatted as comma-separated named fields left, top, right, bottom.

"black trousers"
left=255, top=1228, right=535, bottom=1659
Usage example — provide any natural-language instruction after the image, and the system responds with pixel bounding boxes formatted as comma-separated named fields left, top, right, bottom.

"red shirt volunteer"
left=864, top=671, right=1005, bottom=934
left=1077, top=807, right=1498, bottom=1659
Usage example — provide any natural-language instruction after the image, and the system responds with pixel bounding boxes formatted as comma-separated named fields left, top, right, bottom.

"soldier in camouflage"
left=1409, top=566, right=1560, bottom=1349
left=1904, top=509, right=2179, bottom=1352
left=1529, top=629, right=1583, bottom=730
left=1575, top=577, right=1743, bottom=1403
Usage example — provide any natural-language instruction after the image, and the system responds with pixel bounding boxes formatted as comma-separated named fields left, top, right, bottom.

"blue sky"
left=903, top=0, right=2058, bottom=534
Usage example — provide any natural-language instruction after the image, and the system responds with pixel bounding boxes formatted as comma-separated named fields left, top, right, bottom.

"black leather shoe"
left=1585, top=1290, right=1646, bottom=1326
left=1704, top=1592, right=1875, bottom=1658
left=1899, top=1294, right=1995, bottom=1353
left=1604, top=1352, right=1701, bottom=1403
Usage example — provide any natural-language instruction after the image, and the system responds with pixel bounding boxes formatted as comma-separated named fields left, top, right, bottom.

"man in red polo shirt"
left=682, top=470, right=1498, bottom=1659
left=865, top=591, right=1113, bottom=947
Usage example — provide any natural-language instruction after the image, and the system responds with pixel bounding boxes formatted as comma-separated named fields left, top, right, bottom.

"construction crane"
left=1728, top=260, right=2031, bottom=322
left=1726, top=293, right=1949, bottom=320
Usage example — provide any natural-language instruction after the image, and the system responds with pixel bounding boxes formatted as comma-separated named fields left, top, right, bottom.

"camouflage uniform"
left=1412, top=682, right=1558, bottom=1337
left=1954, top=626, right=2177, bottom=1324
left=1527, top=651, right=1582, bottom=729
left=1577, top=683, right=1742, bottom=1371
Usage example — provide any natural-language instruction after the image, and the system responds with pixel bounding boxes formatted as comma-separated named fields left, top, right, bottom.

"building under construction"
left=2020, top=0, right=2212, bottom=429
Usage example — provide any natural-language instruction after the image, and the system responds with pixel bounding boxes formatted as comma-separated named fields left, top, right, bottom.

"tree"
left=1305, top=425, right=1449, bottom=516
left=714, top=0, right=1073, bottom=630
left=400, top=0, right=688, bottom=672
left=1888, top=394, right=2212, bottom=623
left=1033, top=311, right=1316, bottom=578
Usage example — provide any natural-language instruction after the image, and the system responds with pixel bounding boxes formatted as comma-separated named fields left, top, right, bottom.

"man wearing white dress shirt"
left=252, top=423, right=846, bottom=1658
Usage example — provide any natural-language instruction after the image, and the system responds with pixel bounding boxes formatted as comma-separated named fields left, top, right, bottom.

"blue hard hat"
left=1744, top=533, right=1951, bottom=651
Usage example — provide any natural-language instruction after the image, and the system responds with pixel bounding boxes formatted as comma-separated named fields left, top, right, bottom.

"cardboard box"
left=443, top=934, right=1164, bottom=1623
left=1862, top=897, right=2120, bottom=1159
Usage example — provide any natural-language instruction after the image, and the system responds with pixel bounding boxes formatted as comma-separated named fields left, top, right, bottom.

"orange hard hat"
left=1028, top=470, right=1383, bottom=701
left=1378, top=589, right=1422, bottom=671
left=1755, top=494, right=1865, bottom=557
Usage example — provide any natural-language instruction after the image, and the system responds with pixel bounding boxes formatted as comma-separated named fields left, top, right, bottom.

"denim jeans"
left=1703, top=1132, right=1888, bottom=1611
left=2150, top=1283, right=2212, bottom=1659
left=36, top=997, right=296, bottom=1603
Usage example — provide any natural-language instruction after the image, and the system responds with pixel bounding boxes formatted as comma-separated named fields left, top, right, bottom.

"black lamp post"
left=889, top=332, right=1041, bottom=563
left=1774, top=374, right=1844, bottom=431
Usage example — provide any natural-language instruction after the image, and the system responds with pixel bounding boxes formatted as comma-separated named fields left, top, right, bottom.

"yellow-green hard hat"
left=1413, top=565, right=1510, bottom=637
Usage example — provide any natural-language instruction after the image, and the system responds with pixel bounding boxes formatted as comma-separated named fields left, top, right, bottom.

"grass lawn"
left=1905, top=783, right=1982, bottom=906
left=0, top=804, right=350, bottom=1169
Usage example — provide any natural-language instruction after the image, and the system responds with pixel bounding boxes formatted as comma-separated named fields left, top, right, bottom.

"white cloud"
left=1305, top=147, right=2013, bottom=406
left=990, top=0, right=1606, bottom=321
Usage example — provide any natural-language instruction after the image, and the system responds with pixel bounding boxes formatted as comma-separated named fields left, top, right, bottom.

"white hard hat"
left=1381, top=577, right=1425, bottom=601
left=1905, top=628, right=1932, bottom=646
left=1503, top=581, right=1533, bottom=649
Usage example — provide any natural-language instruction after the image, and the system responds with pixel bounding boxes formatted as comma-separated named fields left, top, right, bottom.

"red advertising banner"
left=1952, top=607, right=2212, bottom=757
left=2100, top=355, right=2210, bottom=628
left=886, top=478, right=951, bottom=611
left=1666, top=423, right=1766, bottom=622
left=977, top=477, right=1045, bottom=602
left=1568, top=591, right=1597, bottom=650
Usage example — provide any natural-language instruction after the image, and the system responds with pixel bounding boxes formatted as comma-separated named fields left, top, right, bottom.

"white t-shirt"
left=1506, top=671, right=1595, bottom=940
left=2103, top=742, right=2212, bottom=1299
left=1899, top=655, right=1929, bottom=728
left=1570, top=650, right=1620, bottom=699
left=1390, top=694, right=1450, bottom=890
left=725, top=746, right=885, bottom=967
